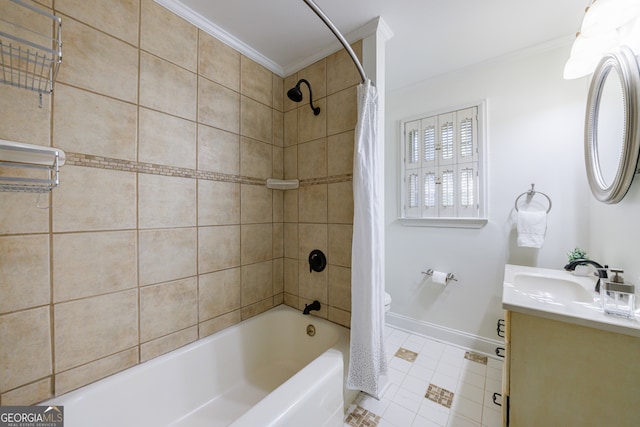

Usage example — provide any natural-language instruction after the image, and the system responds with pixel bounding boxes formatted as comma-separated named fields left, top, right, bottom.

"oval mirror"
left=585, top=46, right=640, bottom=204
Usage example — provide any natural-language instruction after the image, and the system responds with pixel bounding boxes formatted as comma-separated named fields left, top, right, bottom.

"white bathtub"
left=43, top=305, right=357, bottom=427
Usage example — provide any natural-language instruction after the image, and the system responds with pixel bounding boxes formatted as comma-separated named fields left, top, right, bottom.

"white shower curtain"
left=347, top=79, right=387, bottom=398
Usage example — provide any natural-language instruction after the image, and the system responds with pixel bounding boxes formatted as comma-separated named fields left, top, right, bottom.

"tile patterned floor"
left=345, top=325, right=503, bottom=427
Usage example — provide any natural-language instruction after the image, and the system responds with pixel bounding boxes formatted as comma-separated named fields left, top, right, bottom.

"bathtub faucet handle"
left=303, top=300, right=321, bottom=315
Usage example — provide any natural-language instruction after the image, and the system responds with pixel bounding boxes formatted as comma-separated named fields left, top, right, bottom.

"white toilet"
left=384, top=292, right=392, bottom=312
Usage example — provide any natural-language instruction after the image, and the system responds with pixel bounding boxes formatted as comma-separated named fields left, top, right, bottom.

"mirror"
left=585, top=46, right=640, bottom=204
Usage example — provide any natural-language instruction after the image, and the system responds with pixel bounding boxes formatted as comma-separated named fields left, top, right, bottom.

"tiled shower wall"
left=0, top=0, right=359, bottom=406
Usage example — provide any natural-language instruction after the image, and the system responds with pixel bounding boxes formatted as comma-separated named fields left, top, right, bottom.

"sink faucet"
left=563, top=259, right=608, bottom=292
left=303, top=300, right=321, bottom=315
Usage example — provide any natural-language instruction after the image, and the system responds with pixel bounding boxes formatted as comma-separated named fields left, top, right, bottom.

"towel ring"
left=515, top=183, right=552, bottom=213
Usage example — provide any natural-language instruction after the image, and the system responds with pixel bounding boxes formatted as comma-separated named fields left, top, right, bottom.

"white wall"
left=384, top=42, right=592, bottom=345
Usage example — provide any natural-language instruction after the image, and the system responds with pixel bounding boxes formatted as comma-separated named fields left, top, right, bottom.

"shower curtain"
left=347, top=79, right=387, bottom=398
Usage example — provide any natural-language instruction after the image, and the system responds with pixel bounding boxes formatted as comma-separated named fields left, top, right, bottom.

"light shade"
left=563, top=30, right=619, bottom=79
left=580, top=0, right=640, bottom=37
left=564, top=0, right=640, bottom=79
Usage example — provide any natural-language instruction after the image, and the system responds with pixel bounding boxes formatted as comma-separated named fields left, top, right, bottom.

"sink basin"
left=513, top=273, right=594, bottom=303
left=503, top=264, right=640, bottom=338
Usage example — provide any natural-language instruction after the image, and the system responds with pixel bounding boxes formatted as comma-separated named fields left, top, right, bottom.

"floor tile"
left=346, top=325, right=503, bottom=427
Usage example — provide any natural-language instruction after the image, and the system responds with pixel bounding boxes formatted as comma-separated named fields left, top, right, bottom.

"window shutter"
left=400, top=102, right=484, bottom=222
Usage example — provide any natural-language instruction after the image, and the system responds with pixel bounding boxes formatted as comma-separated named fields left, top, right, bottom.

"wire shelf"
left=0, top=0, right=62, bottom=97
left=0, top=140, right=65, bottom=193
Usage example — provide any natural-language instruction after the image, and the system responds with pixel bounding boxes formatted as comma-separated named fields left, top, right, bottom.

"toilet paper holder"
left=421, top=269, right=457, bottom=284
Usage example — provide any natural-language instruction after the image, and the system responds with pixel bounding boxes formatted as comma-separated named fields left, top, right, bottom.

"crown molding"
left=154, top=1, right=392, bottom=78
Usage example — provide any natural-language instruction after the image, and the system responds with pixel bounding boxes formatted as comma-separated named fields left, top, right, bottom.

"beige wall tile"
left=284, top=145, right=297, bottom=180
left=198, top=225, right=240, bottom=274
left=140, top=0, right=197, bottom=71
left=273, top=223, right=284, bottom=258
left=199, top=310, right=240, bottom=338
left=54, top=84, right=137, bottom=161
left=0, top=307, right=52, bottom=392
left=198, top=77, right=240, bottom=133
left=241, top=56, right=272, bottom=106
left=241, top=184, right=272, bottom=224
left=199, top=32, right=240, bottom=91
left=240, top=138, right=272, bottom=179
left=140, top=52, right=197, bottom=120
left=53, top=231, right=137, bottom=302
left=328, top=306, right=351, bottom=328
left=57, top=18, right=138, bottom=102
left=284, top=257, right=298, bottom=295
left=328, top=181, right=354, bottom=224
left=139, top=228, right=197, bottom=286
left=139, top=174, right=196, bottom=228
left=298, top=259, right=327, bottom=305
left=241, top=298, right=273, bottom=320
left=284, top=292, right=299, bottom=310
left=298, top=60, right=327, bottom=100
left=198, top=268, right=241, bottom=321
left=197, top=125, right=239, bottom=175
left=284, top=109, right=297, bottom=148
left=327, top=41, right=362, bottom=95
left=140, top=277, right=197, bottom=342
left=284, top=223, right=298, bottom=259
left=328, top=131, right=355, bottom=176
left=299, top=184, right=328, bottom=223
left=273, top=190, right=284, bottom=223
left=140, top=327, right=197, bottom=363
left=240, top=96, right=273, bottom=144
left=55, top=348, right=138, bottom=396
left=273, top=257, right=284, bottom=294
left=298, top=138, right=327, bottom=179
left=273, top=110, right=284, bottom=147
left=198, top=180, right=240, bottom=226
left=54, top=290, right=138, bottom=372
left=241, top=261, right=273, bottom=305
left=0, top=192, right=49, bottom=234
left=328, top=224, right=353, bottom=268
left=0, top=85, right=50, bottom=145
left=241, top=223, right=273, bottom=265
left=298, top=223, right=327, bottom=260
left=0, top=235, right=50, bottom=314
left=273, top=146, right=284, bottom=180
left=53, top=166, right=137, bottom=232
left=328, top=265, right=351, bottom=311
left=284, top=189, right=298, bottom=223
left=327, top=87, right=357, bottom=136
left=273, top=74, right=284, bottom=112
left=298, top=98, right=326, bottom=143
left=1, top=378, right=51, bottom=406
left=56, top=0, right=139, bottom=45
left=139, top=108, right=196, bottom=169
left=283, top=74, right=299, bottom=112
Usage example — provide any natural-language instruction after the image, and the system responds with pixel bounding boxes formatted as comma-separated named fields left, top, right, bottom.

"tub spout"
left=303, top=300, right=321, bottom=315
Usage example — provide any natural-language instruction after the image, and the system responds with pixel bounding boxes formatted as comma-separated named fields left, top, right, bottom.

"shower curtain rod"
left=302, top=0, right=368, bottom=84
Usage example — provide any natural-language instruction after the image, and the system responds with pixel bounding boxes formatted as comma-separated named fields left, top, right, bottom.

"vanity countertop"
left=503, top=264, right=640, bottom=338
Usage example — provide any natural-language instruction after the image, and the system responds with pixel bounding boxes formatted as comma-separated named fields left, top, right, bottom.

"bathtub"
left=42, top=305, right=357, bottom=427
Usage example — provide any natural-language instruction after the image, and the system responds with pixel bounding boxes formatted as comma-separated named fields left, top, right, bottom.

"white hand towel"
left=517, top=210, right=547, bottom=248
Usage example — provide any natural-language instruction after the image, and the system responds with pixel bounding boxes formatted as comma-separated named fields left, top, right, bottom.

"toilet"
left=384, top=292, right=392, bottom=312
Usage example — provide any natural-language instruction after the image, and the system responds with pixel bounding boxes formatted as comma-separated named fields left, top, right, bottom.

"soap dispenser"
left=601, top=268, right=635, bottom=318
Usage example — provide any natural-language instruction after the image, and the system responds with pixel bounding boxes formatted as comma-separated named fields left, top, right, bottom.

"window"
left=399, top=102, right=487, bottom=227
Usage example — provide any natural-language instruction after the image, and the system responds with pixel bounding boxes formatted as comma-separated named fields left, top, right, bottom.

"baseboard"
left=385, top=312, right=504, bottom=358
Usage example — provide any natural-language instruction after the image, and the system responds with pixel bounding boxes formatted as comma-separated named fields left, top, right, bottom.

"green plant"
left=567, top=247, right=588, bottom=262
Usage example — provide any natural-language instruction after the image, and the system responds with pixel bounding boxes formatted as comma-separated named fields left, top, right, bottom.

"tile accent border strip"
left=65, top=152, right=352, bottom=186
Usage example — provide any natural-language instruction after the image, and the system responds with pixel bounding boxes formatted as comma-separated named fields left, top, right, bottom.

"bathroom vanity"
left=501, top=264, right=640, bottom=427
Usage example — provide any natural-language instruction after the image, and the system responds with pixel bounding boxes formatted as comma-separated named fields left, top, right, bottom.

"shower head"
left=287, top=86, right=303, bottom=103
left=287, top=79, right=320, bottom=116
